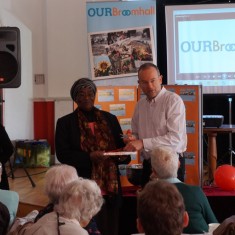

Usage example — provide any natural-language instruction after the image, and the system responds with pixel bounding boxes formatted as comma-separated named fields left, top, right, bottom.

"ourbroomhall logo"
left=181, top=40, right=235, bottom=52
left=87, top=6, right=155, bottom=17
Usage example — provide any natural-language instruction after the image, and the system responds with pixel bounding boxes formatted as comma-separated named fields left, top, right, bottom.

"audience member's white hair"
left=55, top=179, right=103, bottom=224
left=44, top=164, right=79, bottom=203
left=150, top=146, right=179, bottom=179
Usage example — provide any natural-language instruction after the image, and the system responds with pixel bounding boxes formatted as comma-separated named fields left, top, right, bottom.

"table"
left=203, top=125, right=235, bottom=182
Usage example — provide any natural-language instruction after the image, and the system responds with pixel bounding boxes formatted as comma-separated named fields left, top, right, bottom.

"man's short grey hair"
left=55, top=179, right=103, bottom=224
left=150, top=146, right=179, bottom=179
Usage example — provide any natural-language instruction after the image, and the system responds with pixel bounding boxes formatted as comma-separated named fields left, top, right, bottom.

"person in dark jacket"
left=55, top=78, right=130, bottom=235
left=150, top=146, right=218, bottom=234
left=0, top=123, right=14, bottom=190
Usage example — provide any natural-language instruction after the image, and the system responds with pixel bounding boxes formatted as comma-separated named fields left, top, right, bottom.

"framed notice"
left=88, top=26, right=156, bottom=80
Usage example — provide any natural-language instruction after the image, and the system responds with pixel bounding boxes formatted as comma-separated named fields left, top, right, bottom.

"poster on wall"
left=86, top=1, right=156, bottom=81
left=88, top=26, right=155, bottom=80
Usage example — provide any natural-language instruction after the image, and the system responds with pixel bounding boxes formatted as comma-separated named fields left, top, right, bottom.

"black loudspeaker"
left=0, top=27, right=21, bottom=88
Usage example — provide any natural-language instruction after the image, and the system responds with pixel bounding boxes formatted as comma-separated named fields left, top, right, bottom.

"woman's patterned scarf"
left=78, top=108, right=119, bottom=195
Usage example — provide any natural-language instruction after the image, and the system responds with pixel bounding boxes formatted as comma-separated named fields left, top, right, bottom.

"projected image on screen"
left=165, top=4, right=235, bottom=94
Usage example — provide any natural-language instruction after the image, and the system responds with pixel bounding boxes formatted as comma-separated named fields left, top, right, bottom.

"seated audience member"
left=150, top=146, right=218, bottom=234
left=34, top=164, right=80, bottom=222
left=137, top=180, right=189, bottom=235
left=36, top=164, right=101, bottom=234
left=0, top=201, right=10, bottom=235
left=9, top=164, right=101, bottom=235
left=0, top=162, right=19, bottom=228
left=18, top=178, right=103, bottom=235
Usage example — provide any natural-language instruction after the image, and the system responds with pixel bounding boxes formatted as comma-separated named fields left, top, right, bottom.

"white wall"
left=0, top=0, right=90, bottom=139
left=46, top=0, right=89, bottom=98
left=0, top=8, right=34, bottom=139
left=0, top=0, right=47, bottom=98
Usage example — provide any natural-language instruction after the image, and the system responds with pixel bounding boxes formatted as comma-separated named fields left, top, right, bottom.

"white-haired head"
left=55, top=178, right=103, bottom=226
left=150, top=146, right=179, bottom=179
left=44, top=164, right=79, bottom=203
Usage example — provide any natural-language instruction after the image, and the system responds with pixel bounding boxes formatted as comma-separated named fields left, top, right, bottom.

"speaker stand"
left=0, top=89, right=3, bottom=125
left=9, top=149, right=36, bottom=188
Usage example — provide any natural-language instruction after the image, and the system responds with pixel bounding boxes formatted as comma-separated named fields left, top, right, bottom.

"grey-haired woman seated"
left=18, top=178, right=103, bottom=235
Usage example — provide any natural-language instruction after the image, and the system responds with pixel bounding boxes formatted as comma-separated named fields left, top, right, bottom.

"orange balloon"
left=214, top=165, right=235, bottom=190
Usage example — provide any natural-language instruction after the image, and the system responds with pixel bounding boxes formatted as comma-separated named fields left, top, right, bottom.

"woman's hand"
left=90, top=150, right=109, bottom=163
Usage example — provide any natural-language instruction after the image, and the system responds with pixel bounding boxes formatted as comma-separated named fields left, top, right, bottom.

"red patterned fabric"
left=77, top=108, right=119, bottom=195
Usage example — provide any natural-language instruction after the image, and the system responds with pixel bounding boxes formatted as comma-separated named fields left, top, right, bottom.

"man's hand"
left=123, top=134, right=137, bottom=144
left=122, top=129, right=137, bottom=144
left=124, top=139, right=144, bottom=152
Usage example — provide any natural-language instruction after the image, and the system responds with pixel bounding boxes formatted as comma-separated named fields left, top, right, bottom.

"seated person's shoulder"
left=2, top=189, right=19, bottom=200
left=10, top=191, right=20, bottom=203
left=0, top=189, right=19, bottom=201
left=175, top=183, right=203, bottom=194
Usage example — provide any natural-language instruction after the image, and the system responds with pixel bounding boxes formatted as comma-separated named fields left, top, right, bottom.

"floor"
left=8, top=167, right=49, bottom=217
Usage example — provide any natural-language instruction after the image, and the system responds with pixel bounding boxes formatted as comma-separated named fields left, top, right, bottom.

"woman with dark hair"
left=55, top=78, right=130, bottom=235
